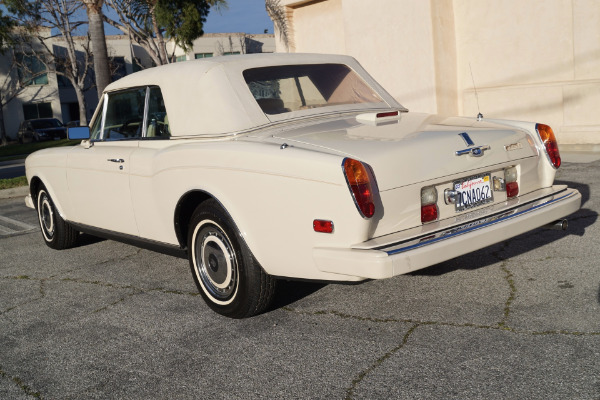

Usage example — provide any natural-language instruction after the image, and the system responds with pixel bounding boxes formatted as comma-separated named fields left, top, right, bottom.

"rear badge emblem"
left=455, top=132, right=490, bottom=157
left=504, top=142, right=523, bottom=152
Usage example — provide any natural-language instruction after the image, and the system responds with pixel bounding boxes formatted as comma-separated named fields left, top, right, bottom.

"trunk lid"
left=272, top=112, right=536, bottom=191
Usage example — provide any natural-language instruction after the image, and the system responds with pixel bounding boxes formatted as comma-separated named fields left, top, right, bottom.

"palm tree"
left=265, top=0, right=289, bottom=50
left=82, top=0, right=111, bottom=98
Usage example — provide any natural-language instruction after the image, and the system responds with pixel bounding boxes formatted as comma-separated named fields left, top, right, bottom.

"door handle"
left=107, top=158, right=125, bottom=163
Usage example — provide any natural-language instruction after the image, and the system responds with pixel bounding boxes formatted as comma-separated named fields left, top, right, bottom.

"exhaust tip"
left=545, top=219, right=568, bottom=231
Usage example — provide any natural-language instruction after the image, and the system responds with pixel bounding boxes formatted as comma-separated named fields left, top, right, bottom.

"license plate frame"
left=453, top=173, right=494, bottom=212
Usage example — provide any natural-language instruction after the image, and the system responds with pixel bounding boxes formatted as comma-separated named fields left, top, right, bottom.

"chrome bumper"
left=24, top=194, right=34, bottom=209
left=313, top=187, right=582, bottom=280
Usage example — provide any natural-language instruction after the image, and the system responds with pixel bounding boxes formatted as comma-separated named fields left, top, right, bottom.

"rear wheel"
left=36, top=185, right=78, bottom=249
left=187, top=199, right=276, bottom=318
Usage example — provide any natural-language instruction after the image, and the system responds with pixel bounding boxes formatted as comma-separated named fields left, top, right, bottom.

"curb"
left=0, top=185, right=29, bottom=200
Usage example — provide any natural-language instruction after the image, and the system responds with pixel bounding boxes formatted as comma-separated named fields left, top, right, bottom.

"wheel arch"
left=174, top=189, right=229, bottom=250
left=28, top=175, right=67, bottom=219
left=29, top=176, right=43, bottom=208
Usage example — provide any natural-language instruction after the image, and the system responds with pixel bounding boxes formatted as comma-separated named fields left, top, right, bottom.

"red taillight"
left=313, top=219, right=334, bottom=233
left=506, top=181, right=519, bottom=198
left=421, top=204, right=438, bottom=223
left=376, top=111, right=399, bottom=118
left=343, top=158, right=375, bottom=218
left=536, top=123, right=561, bottom=168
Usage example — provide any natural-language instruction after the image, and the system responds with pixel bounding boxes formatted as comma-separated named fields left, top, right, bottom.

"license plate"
left=454, top=173, right=493, bottom=211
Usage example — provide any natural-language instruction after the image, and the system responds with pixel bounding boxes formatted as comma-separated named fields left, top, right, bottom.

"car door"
left=23, top=122, right=33, bottom=142
left=66, top=88, right=147, bottom=236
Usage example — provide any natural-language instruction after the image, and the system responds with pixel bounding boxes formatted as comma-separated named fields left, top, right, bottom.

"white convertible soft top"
left=102, top=53, right=402, bottom=137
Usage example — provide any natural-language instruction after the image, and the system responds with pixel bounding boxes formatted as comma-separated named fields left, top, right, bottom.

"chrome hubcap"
left=38, top=192, right=55, bottom=239
left=194, top=224, right=238, bottom=302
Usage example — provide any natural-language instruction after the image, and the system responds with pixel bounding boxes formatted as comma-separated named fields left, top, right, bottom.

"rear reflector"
left=536, top=124, right=561, bottom=169
left=313, top=219, right=334, bottom=233
left=421, top=204, right=438, bottom=223
left=343, top=158, right=375, bottom=218
left=506, top=181, right=519, bottom=198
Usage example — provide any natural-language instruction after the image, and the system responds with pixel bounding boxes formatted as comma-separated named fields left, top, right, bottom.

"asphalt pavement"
left=0, top=159, right=25, bottom=180
left=0, top=155, right=598, bottom=399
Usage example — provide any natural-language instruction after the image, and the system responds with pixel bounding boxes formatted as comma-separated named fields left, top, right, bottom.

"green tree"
left=105, top=0, right=225, bottom=66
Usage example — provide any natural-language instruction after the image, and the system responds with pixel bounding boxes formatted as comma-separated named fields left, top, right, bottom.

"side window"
left=145, top=87, right=170, bottom=138
left=103, top=88, right=146, bottom=139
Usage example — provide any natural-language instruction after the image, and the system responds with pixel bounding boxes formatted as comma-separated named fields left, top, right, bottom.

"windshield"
left=31, top=119, right=62, bottom=129
left=243, top=64, right=384, bottom=115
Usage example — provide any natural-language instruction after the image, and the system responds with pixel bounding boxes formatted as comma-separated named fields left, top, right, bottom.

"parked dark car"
left=18, top=118, right=67, bottom=143
left=65, top=120, right=81, bottom=128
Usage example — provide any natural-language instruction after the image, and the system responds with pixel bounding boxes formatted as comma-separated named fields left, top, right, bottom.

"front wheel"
left=188, top=199, right=276, bottom=318
left=36, top=185, right=78, bottom=249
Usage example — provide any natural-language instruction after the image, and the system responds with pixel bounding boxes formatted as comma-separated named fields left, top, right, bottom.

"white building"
left=0, top=32, right=274, bottom=140
left=271, top=0, right=600, bottom=147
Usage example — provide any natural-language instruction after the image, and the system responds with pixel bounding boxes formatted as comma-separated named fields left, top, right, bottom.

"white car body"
left=25, top=53, right=581, bottom=317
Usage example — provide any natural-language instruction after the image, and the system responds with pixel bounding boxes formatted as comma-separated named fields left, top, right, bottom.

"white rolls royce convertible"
left=25, top=53, right=581, bottom=318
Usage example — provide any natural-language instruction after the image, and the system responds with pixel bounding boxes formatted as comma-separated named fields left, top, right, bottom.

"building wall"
left=273, top=0, right=600, bottom=145
left=455, top=0, right=600, bottom=145
left=0, top=33, right=275, bottom=140
left=170, top=33, right=275, bottom=61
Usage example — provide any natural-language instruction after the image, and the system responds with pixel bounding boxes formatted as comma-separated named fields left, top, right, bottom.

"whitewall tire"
left=36, top=185, right=78, bottom=250
left=187, top=199, right=276, bottom=318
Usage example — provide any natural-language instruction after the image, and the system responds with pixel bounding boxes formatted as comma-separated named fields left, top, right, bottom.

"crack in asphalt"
left=344, top=323, right=420, bottom=400
left=0, top=364, right=42, bottom=398
left=2, top=228, right=596, bottom=398
left=283, top=306, right=600, bottom=399
left=0, top=278, right=46, bottom=316
left=0, top=274, right=199, bottom=316
left=491, top=241, right=517, bottom=329
left=284, top=237, right=598, bottom=399
left=92, top=289, right=143, bottom=313
left=282, top=307, right=600, bottom=337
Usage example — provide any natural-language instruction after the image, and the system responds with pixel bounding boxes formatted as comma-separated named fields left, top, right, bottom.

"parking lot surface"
left=1, top=157, right=598, bottom=399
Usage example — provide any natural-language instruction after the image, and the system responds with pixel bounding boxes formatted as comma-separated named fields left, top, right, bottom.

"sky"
left=102, top=0, right=274, bottom=36
left=203, top=0, right=274, bottom=34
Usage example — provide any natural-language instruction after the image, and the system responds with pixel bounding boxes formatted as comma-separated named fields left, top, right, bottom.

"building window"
left=194, top=53, right=213, bottom=59
left=175, top=55, right=187, bottom=62
left=133, top=57, right=143, bottom=73
left=17, top=54, right=48, bottom=86
left=223, top=51, right=241, bottom=56
left=62, top=102, right=79, bottom=124
left=57, top=74, right=72, bottom=88
left=110, top=56, right=127, bottom=81
left=23, top=102, right=52, bottom=120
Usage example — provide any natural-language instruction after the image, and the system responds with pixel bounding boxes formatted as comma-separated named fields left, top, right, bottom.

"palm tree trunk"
left=84, top=0, right=111, bottom=98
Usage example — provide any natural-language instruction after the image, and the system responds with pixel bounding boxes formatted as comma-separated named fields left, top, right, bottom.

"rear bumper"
left=313, top=187, right=581, bottom=280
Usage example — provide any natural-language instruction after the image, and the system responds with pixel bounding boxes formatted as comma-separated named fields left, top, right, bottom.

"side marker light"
left=313, top=220, right=334, bottom=233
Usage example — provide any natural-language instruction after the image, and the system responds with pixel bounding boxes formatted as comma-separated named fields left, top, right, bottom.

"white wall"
left=274, top=0, right=600, bottom=145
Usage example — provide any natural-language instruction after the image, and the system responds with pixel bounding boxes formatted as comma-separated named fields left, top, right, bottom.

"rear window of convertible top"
left=243, top=64, right=383, bottom=115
